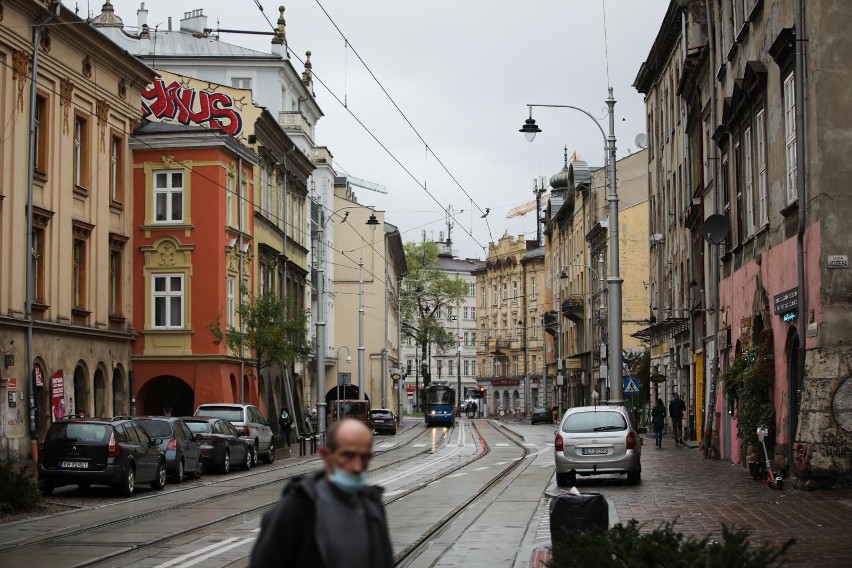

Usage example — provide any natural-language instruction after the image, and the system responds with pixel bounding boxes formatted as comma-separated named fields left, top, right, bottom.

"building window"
left=154, top=171, right=184, bottom=223
left=448, top=359, right=454, bottom=376
left=73, top=115, right=89, bottom=189
left=110, top=133, right=124, bottom=202
left=784, top=73, right=797, bottom=204
left=492, top=285, right=497, bottom=305
left=471, top=307, right=476, bottom=320
left=231, top=77, right=252, bottom=89
left=463, top=360, right=469, bottom=376
left=109, top=247, right=122, bottom=316
left=463, top=307, right=469, bottom=319
left=502, top=282, right=508, bottom=303
left=470, top=360, right=476, bottom=376
left=531, top=276, right=537, bottom=299
left=756, top=108, right=768, bottom=226
left=226, top=175, right=234, bottom=227
left=33, top=227, right=46, bottom=304
left=226, top=276, right=235, bottom=328
left=513, top=280, right=518, bottom=301
left=33, top=94, right=49, bottom=175
left=152, top=274, right=184, bottom=328
left=481, top=285, right=485, bottom=306
left=468, top=282, right=475, bottom=296
left=743, top=126, right=754, bottom=236
left=72, top=237, right=88, bottom=310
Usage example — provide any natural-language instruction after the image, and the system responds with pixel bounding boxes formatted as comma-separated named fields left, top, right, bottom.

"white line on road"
left=412, top=443, right=428, bottom=447
left=153, top=537, right=254, bottom=568
left=495, top=443, right=510, bottom=447
left=473, top=466, right=490, bottom=471
left=447, top=473, right=468, bottom=478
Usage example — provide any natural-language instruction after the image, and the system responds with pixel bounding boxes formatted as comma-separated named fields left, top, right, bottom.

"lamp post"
left=361, top=213, right=380, bottom=403
left=335, top=346, right=352, bottom=422
left=521, top=88, right=624, bottom=404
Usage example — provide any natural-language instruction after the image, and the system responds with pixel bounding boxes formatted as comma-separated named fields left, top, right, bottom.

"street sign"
left=623, top=377, right=640, bottom=396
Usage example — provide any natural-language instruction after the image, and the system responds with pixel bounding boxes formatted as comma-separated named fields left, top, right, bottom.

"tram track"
left=0, top=421, right=449, bottom=568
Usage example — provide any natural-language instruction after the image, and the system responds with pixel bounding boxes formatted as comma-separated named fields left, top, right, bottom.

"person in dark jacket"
left=250, top=418, right=393, bottom=568
left=651, top=398, right=666, bottom=448
left=668, top=392, right=687, bottom=446
left=278, top=408, right=293, bottom=447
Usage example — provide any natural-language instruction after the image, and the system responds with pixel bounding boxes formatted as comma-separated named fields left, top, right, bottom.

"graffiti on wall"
left=793, top=442, right=811, bottom=475
left=821, top=431, right=852, bottom=459
left=141, top=78, right=244, bottom=136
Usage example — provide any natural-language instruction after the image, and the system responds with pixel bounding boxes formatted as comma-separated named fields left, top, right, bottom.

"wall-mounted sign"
left=34, top=365, right=43, bottom=387
left=6, top=377, right=15, bottom=390
left=773, top=287, right=798, bottom=315
left=50, top=370, right=65, bottom=422
left=490, top=379, right=520, bottom=386
left=828, top=255, right=849, bottom=269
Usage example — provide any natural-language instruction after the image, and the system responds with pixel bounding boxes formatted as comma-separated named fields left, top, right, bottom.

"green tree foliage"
left=209, top=290, right=312, bottom=380
left=549, top=519, right=794, bottom=568
left=400, top=242, right=468, bottom=387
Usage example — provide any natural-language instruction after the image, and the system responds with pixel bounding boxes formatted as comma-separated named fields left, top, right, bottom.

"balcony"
left=488, top=337, right=510, bottom=354
left=278, top=111, right=313, bottom=138
left=562, top=295, right=585, bottom=324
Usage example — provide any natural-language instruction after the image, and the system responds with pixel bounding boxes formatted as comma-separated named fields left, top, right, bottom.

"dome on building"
left=549, top=147, right=571, bottom=190
left=91, top=1, right=124, bottom=28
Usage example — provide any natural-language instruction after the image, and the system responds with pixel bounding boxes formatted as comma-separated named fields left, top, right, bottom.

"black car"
left=531, top=407, right=553, bottom=425
left=38, top=417, right=167, bottom=496
left=136, top=417, right=203, bottom=483
left=368, top=409, right=397, bottom=435
left=183, top=417, right=253, bottom=474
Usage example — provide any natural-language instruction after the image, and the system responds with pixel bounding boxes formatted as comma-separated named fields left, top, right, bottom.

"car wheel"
left=262, top=440, right=275, bottom=464
left=41, top=482, right=54, bottom=496
left=242, top=447, right=254, bottom=470
left=627, top=470, right=640, bottom=484
left=556, top=472, right=570, bottom=487
left=222, top=450, right=230, bottom=474
left=194, top=460, right=204, bottom=479
left=119, top=466, right=135, bottom=497
left=151, top=462, right=167, bottom=490
left=252, top=442, right=260, bottom=466
left=173, top=459, right=185, bottom=483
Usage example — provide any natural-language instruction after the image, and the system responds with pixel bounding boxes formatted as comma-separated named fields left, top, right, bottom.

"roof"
left=523, top=247, right=545, bottom=261
left=434, top=256, right=486, bottom=273
left=141, top=32, right=280, bottom=59
left=632, top=318, right=689, bottom=341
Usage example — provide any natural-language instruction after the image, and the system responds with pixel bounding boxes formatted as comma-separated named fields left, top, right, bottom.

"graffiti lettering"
left=820, top=431, right=852, bottom=459
left=793, top=442, right=811, bottom=475
left=141, top=79, right=243, bottom=136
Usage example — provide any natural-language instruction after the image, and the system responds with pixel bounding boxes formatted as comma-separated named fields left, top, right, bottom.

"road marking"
left=373, top=445, right=464, bottom=485
left=493, top=461, right=509, bottom=465
left=541, top=463, right=553, bottom=468
left=473, top=466, right=490, bottom=471
left=413, top=443, right=428, bottom=447
left=375, top=442, right=396, bottom=449
left=447, top=472, right=468, bottom=478
left=153, top=537, right=254, bottom=568
left=523, top=442, right=537, bottom=446
left=384, top=489, right=405, bottom=497
left=495, top=443, right=510, bottom=447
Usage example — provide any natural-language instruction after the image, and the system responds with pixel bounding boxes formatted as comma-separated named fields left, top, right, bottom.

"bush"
left=548, top=519, right=794, bottom=568
left=0, top=456, right=41, bottom=514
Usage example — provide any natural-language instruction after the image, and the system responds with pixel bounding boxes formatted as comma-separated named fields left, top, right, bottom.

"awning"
left=632, top=317, right=689, bottom=341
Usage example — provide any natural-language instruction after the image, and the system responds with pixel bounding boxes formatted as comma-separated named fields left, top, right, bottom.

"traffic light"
left=478, top=386, right=485, bottom=398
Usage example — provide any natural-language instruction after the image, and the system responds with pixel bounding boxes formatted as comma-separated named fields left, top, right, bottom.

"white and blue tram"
left=423, top=384, right=455, bottom=427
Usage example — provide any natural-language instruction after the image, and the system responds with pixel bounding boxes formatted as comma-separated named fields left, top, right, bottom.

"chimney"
left=180, top=9, right=207, bottom=33
left=137, top=2, right=148, bottom=31
left=137, top=2, right=150, bottom=53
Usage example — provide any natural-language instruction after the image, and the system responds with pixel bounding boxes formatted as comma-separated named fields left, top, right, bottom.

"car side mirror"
left=195, top=433, right=204, bottom=441
left=266, top=419, right=273, bottom=427
left=150, top=438, right=162, bottom=446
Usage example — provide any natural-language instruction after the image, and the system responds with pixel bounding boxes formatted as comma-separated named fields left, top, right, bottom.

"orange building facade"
left=129, top=123, right=258, bottom=416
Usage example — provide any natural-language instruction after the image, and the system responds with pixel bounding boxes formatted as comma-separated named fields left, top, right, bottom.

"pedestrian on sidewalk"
left=668, top=392, right=686, bottom=446
left=651, top=398, right=666, bottom=448
left=250, top=418, right=393, bottom=568
left=279, top=408, right=293, bottom=447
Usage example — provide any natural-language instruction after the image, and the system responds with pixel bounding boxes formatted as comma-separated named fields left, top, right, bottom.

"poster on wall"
left=51, top=370, right=65, bottom=422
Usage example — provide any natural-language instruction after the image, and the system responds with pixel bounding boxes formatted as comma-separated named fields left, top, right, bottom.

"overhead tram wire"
left=248, top=0, right=488, bottom=253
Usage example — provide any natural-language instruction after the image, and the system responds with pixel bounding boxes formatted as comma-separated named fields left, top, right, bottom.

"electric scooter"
left=756, top=425, right=783, bottom=490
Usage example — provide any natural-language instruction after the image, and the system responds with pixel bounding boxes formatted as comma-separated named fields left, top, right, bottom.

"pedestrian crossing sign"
left=623, top=377, right=640, bottom=395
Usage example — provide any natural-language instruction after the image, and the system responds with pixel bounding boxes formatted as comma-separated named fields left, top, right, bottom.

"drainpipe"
left=238, top=157, right=245, bottom=404
left=26, top=0, right=62, bottom=458
left=792, top=0, right=807, bottom=479
left=702, top=0, right=721, bottom=458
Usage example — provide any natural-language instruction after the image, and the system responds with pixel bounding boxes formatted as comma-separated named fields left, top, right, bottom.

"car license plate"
left=581, top=447, right=608, bottom=455
left=60, top=460, right=89, bottom=469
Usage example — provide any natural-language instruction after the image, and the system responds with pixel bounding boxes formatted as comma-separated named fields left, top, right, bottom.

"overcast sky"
left=106, top=0, right=669, bottom=259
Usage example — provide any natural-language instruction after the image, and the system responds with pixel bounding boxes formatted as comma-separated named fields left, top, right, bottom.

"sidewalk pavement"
left=527, top=431, right=852, bottom=567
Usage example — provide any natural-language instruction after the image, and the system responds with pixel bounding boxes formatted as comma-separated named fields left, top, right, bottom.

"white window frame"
left=226, top=176, right=234, bottom=227
left=468, top=282, right=475, bottom=296
left=226, top=276, right=235, bottom=328
left=152, top=274, right=184, bottom=329
left=74, top=117, right=84, bottom=187
left=154, top=171, right=184, bottom=223
left=756, top=108, right=768, bottom=227
left=531, top=276, right=537, bottom=299
left=743, top=126, right=754, bottom=236
left=784, top=74, right=797, bottom=204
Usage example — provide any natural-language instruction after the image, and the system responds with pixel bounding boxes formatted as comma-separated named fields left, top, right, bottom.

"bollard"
left=299, top=435, right=306, bottom=456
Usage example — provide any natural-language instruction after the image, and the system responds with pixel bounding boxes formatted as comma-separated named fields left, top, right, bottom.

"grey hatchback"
left=554, top=405, right=642, bottom=486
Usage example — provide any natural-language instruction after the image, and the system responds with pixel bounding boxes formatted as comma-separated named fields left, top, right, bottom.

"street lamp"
left=361, top=212, right=380, bottom=404
left=520, top=88, right=624, bottom=404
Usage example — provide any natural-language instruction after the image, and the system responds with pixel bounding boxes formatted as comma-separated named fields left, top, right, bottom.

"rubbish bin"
left=549, top=492, right=609, bottom=547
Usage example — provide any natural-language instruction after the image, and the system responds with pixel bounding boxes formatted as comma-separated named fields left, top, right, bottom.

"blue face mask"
left=329, top=468, right=369, bottom=493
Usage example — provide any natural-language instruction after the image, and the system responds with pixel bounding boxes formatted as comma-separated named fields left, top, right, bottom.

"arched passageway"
left=137, top=375, right=195, bottom=417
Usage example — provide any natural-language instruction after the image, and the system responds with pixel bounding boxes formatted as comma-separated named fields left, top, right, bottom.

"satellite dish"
left=634, top=133, right=648, bottom=149
left=704, top=214, right=729, bottom=245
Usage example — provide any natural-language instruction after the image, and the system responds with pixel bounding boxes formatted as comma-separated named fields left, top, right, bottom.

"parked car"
left=194, top=403, right=275, bottom=465
left=38, top=417, right=167, bottom=496
left=136, top=417, right=203, bottom=482
left=368, top=409, right=397, bottom=435
left=183, top=417, right=253, bottom=474
left=554, top=405, right=643, bottom=486
left=531, top=407, right=553, bottom=425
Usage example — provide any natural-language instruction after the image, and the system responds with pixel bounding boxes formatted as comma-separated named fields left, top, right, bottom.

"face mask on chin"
left=329, top=467, right=369, bottom=493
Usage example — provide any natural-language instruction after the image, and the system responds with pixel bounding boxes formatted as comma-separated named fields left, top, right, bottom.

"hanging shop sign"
left=773, top=287, right=798, bottom=316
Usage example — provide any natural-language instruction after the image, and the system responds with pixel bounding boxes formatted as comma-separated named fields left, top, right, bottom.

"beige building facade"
left=0, top=0, right=156, bottom=456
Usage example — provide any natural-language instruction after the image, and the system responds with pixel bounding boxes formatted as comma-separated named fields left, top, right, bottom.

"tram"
left=423, top=383, right=456, bottom=427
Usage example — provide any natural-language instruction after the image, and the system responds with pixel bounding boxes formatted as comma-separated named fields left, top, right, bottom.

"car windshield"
left=562, top=411, right=627, bottom=433
left=185, top=421, right=213, bottom=434
left=370, top=410, right=392, bottom=418
left=45, top=422, right=110, bottom=443
left=136, top=419, right=174, bottom=438
left=196, top=406, right=244, bottom=422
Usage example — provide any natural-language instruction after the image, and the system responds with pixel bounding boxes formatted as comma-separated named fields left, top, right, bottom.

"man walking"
left=668, top=392, right=687, bottom=446
left=250, top=418, right=393, bottom=568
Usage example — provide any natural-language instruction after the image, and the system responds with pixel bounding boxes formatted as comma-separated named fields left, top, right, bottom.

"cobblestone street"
left=541, top=434, right=852, bottom=567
